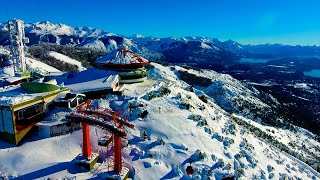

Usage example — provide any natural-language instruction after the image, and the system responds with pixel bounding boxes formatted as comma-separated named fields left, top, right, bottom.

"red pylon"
left=82, top=123, right=92, bottom=158
left=114, top=135, right=122, bottom=173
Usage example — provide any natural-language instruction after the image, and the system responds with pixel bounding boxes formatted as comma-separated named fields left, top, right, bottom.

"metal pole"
left=82, top=123, right=92, bottom=159
left=114, top=135, right=122, bottom=173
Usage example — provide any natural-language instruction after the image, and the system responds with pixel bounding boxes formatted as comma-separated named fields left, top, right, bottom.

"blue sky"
left=1, top=0, right=320, bottom=45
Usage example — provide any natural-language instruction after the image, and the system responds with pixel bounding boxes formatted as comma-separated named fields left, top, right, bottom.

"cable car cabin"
left=54, top=92, right=86, bottom=108
left=0, top=86, right=69, bottom=145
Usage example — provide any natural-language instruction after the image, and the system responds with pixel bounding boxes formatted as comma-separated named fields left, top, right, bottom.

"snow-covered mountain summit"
left=0, top=21, right=115, bottom=46
left=1, top=62, right=319, bottom=179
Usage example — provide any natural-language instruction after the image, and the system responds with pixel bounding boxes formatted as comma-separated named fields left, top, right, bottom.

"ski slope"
left=26, top=57, right=61, bottom=73
left=48, top=51, right=86, bottom=71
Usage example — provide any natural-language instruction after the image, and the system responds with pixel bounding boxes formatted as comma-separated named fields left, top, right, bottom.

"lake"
left=240, top=58, right=270, bottom=63
left=304, top=69, right=320, bottom=78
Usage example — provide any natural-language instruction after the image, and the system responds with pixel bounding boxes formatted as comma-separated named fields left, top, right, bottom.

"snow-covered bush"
left=211, top=154, right=217, bottom=162
left=138, top=109, right=149, bottom=118
left=173, top=164, right=183, bottom=177
left=223, top=163, right=232, bottom=171
left=156, top=137, right=165, bottom=145
left=224, top=151, right=232, bottom=159
left=130, top=147, right=145, bottom=158
left=212, top=132, right=224, bottom=142
left=191, top=150, right=207, bottom=162
left=147, top=150, right=159, bottom=158
left=217, top=158, right=225, bottom=168
left=145, top=86, right=171, bottom=100
left=200, top=167, right=214, bottom=179
left=267, top=165, right=274, bottom=172
left=223, top=137, right=235, bottom=149
left=128, top=98, right=145, bottom=109
left=222, top=122, right=236, bottom=135
left=178, top=70, right=212, bottom=87
left=198, top=104, right=206, bottom=110
left=192, top=116, right=207, bottom=126
left=140, top=129, right=151, bottom=141
left=236, top=167, right=245, bottom=178
left=204, top=126, right=212, bottom=134
left=268, top=173, right=274, bottom=179
left=198, top=94, right=208, bottom=103
left=180, top=101, right=193, bottom=110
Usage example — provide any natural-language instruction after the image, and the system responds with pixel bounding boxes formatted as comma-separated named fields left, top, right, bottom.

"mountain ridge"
left=1, top=21, right=320, bottom=60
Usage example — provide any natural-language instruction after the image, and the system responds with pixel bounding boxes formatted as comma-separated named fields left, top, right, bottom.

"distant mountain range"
left=1, top=21, right=320, bottom=64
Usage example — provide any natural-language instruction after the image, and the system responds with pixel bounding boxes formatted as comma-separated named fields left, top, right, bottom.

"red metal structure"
left=82, top=123, right=92, bottom=158
left=66, top=100, right=134, bottom=174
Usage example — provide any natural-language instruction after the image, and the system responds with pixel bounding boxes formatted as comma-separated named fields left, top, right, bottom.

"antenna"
left=8, top=19, right=29, bottom=73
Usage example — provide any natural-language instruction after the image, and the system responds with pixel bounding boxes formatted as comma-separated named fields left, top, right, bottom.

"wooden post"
left=82, top=123, right=91, bottom=158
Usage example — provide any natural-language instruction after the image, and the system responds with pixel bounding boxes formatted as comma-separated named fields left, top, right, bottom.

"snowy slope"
left=0, top=47, right=60, bottom=74
left=119, top=63, right=320, bottom=179
left=48, top=51, right=86, bottom=71
left=0, top=131, right=83, bottom=179
left=0, top=63, right=319, bottom=179
left=81, top=40, right=107, bottom=52
left=26, top=57, right=61, bottom=73
left=1, top=56, right=60, bottom=77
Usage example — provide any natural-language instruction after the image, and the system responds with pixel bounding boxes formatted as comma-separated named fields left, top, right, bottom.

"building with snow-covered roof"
left=0, top=85, right=69, bottom=145
left=0, top=75, right=30, bottom=86
left=54, top=92, right=86, bottom=108
left=65, top=75, right=121, bottom=98
left=95, top=46, right=149, bottom=71
left=95, top=47, right=150, bottom=83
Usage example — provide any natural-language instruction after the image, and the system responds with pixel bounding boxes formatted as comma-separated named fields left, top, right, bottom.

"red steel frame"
left=68, top=100, right=134, bottom=174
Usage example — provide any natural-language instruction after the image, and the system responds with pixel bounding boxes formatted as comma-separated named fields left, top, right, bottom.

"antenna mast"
left=8, top=19, right=29, bottom=73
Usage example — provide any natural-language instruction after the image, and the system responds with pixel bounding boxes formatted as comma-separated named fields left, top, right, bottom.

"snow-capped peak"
left=200, top=42, right=212, bottom=49
left=132, top=34, right=145, bottom=38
